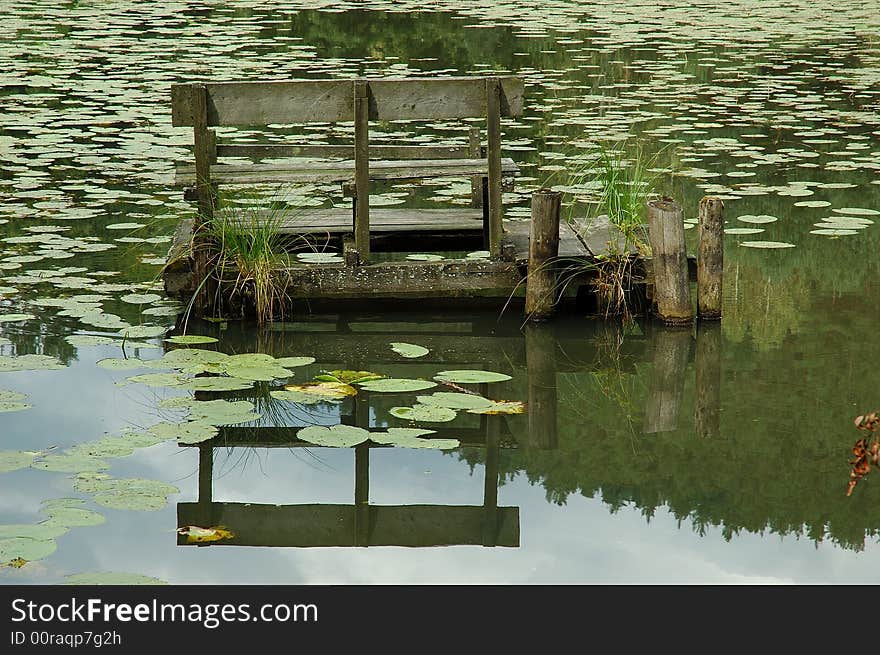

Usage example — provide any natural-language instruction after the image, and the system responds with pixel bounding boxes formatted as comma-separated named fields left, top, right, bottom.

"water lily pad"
left=124, top=372, right=188, bottom=387
left=832, top=207, right=879, bottom=216
left=97, top=357, right=148, bottom=371
left=93, top=492, right=167, bottom=511
left=467, top=400, right=526, bottom=415
left=319, top=370, right=385, bottom=384
left=41, top=505, right=105, bottom=527
left=0, top=537, right=57, bottom=565
left=0, top=523, right=69, bottom=540
left=283, top=381, right=357, bottom=398
left=389, top=405, right=458, bottom=422
left=177, top=525, right=235, bottom=544
left=32, top=454, right=109, bottom=473
left=178, top=377, right=254, bottom=392
left=390, top=342, right=430, bottom=358
left=149, top=422, right=218, bottom=444
left=0, top=450, right=38, bottom=473
left=106, top=222, right=145, bottom=230
left=119, top=431, right=166, bottom=448
left=406, top=254, right=444, bottom=262
left=275, top=356, right=316, bottom=368
left=369, top=427, right=436, bottom=444
left=725, top=227, right=765, bottom=235
left=223, top=363, right=293, bottom=382
left=187, top=399, right=260, bottom=425
left=165, top=335, right=218, bottom=345
left=119, top=325, right=166, bottom=339
left=736, top=214, right=777, bottom=224
left=297, top=252, right=344, bottom=264
left=466, top=250, right=491, bottom=259
left=121, top=293, right=161, bottom=305
left=65, top=572, right=168, bottom=585
left=417, top=392, right=493, bottom=410
left=66, top=437, right=135, bottom=459
left=0, top=354, right=65, bottom=372
left=434, top=370, right=512, bottom=384
left=810, top=228, right=858, bottom=236
left=269, top=389, right=340, bottom=405
left=66, top=335, right=118, bottom=347
left=0, top=313, right=35, bottom=323
left=297, top=424, right=370, bottom=447
left=357, top=378, right=437, bottom=393
left=739, top=241, right=796, bottom=249
left=0, top=389, right=30, bottom=413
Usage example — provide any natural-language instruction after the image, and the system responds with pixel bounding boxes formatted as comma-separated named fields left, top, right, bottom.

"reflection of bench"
left=171, top=76, right=523, bottom=262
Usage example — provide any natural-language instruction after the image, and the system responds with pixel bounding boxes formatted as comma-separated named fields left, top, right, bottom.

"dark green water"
left=1, top=2, right=879, bottom=583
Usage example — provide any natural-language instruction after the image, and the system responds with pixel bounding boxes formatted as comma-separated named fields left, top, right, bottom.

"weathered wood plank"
left=276, top=259, right=523, bottom=299
left=486, top=78, right=503, bottom=258
left=223, top=207, right=485, bottom=234
left=354, top=80, right=371, bottom=260
left=171, top=77, right=524, bottom=127
left=216, top=143, right=471, bottom=160
left=174, top=157, right=519, bottom=186
left=177, top=503, right=520, bottom=548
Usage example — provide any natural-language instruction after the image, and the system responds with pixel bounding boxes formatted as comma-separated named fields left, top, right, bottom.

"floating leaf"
left=269, top=389, right=340, bottom=405
left=370, top=428, right=458, bottom=449
left=97, top=357, right=148, bottom=371
left=406, top=254, right=444, bottom=262
left=32, top=454, right=109, bottom=473
left=321, top=370, right=385, bottom=384
left=810, top=228, right=858, bottom=236
left=119, top=325, right=166, bottom=339
left=0, top=354, right=65, bottom=372
left=434, top=370, right=512, bottom=384
left=467, top=400, right=526, bottom=415
left=283, top=381, right=357, bottom=399
left=739, top=241, right=796, bottom=249
left=223, top=363, right=293, bottom=382
left=66, top=437, right=135, bottom=459
left=0, top=538, right=57, bottom=565
left=736, top=214, right=777, bottom=224
left=0, top=313, right=35, bottom=323
left=124, top=372, right=188, bottom=387
left=389, top=405, right=457, bottom=422
left=120, top=293, right=161, bottom=305
left=297, top=424, right=370, bottom=447
left=165, top=335, right=218, bottom=345
left=390, top=342, right=430, bottom=358
left=93, top=492, right=167, bottom=511
left=177, top=525, right=235, bottom=544
left=106, top=222, right=145, bottom=230
left=64, top=572, right=168, bottom=585
left=0, top=389, right=30, bottom=413
left=0, top=451, right=37, bottom=472
left=41, top=505, right=105, bottom=528
left=0, top=523, right=69, bottom=540
left=833, top=207, right=879, bottom=216
left=178, top=377, right=254, bottom=392
left=149, top=422, right=218, bottom=445
left=187, top=399, right=260, bottom=425
left=724, top=227, right=765, bottom=235
left=357, top=378, right=437, bottom=393
left=417, top=392, right=493, bottom=410
left=275, top=356, right=316, bottom=368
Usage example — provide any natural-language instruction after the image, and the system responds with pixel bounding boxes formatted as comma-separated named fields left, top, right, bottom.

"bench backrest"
left=171, top=77, right=524, bottom=127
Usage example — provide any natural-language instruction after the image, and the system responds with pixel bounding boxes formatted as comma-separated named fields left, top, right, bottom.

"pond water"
left=1, top=1, right=879, bottom=584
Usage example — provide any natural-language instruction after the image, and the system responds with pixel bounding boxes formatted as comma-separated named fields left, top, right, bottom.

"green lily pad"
left=0, top=389, right=31, bottom=413
left=119, top=431, right=166, bottom=448
left=725, top=227, right=764, bottom=235
left=106, top=222, right=146, bottom=230
left=736, top=214, right=778, bottom=224
left=832, top=207, right=880, bottom=216
left=64, top=572, right=168, bottom=585
left=178, top=377, right=255, bottom=392
left=32, top=454, right=109, bottom=473
left=0, top=523, right=69, bottom=540
left=269, top=389, right=340, bottom=405
left=0, top=313, right=35, bottom=323
left=320, top=370, right=385, bottom=384
left=297, top=424, right=370, bottom=447
left=0, top=450, right=38, bottom=473
left=66, top=335, right=119, bottom=347
left=283, top=381, right=357, bottom=398
left=41, top=505, right=105, bottom=527
left=389, top=405, right=458, bottom=422
left=357, top=378, right=437, bottom=393
left=406, top=254, right=445, bottom=262
left=468, top=400, right=526, bottom=415
left=187, top=399, right=261, bottom=425
left=223, top=363, right=293, bottom=382
left=124, top=372, right=188, bottom=387
left=275, top=356, right=316, bottom=368
left=97, top=357, right=148, bottom=371
left=120, top=293, right=162, bottom=305
left=369, top=428, right=458, bottom=449
left=165, top=335, right=218, bottom=345
left=297, top=252, right=344, bottom=264
left=149, top=422, right=218, bottom=444
left=93, top=492, right=167, bottom=511
left=0, top=537, right=57, bottom=565
left=433, top=370, right=512, bottom=384
left=810, top=228, right=858, bottom=236
left=119, top=325, right=166, bottom=339
left=0, top=355, right=65, bottom=372
left=390, top=342, right=430, bottom=358
left=417, top=392, right=493, bottom=410
left=66, top=437, right=136, bottom=459
left=739, top=241, right=796, bottom=249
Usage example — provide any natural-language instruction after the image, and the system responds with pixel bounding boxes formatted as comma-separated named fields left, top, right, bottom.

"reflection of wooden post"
left=482, top=419, right=500, bottom=547
left=198, top=444, right=213, bottom=505
left=694, top=324, right=721, bottom=438
left=697, top=197, right=724, bottom=320
left=643, top=327, right=691, bottom=433
left=647, top=198, right=693, bottom=325
left=354, top=444, right=370, bottom=547
left=469, top=127, right=482, bottom=208
left=525, top=189, right=562, bottom=320
left=525, top=324, right=558, bottom=448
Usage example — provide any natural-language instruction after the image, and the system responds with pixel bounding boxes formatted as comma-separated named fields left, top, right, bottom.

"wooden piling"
left=469, top=127, right=482, bottom=209
left=524, top=189, right=561, bottom=320
left=191, top=83, right=216, bottom=313
left=647, top=197, right=693, bottom=325
left=525, top=324, right=558, bottom=448
left=694, top=323, right=722, bottom=438
left=353, top=80, right=371, bottom=262
left=643, top=326, right=691, bottom=434
left=697, top=196, right=724, bottom=320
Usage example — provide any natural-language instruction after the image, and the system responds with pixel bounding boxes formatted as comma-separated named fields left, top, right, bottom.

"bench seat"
left=175, top=157, right=519, bottom=187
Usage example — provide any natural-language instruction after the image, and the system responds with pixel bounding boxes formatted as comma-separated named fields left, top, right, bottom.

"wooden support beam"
left=524, top=324, right=558, bottom=448
left=647, top=197, right=693, bottom=325
left=469, top=127, right=482, bottom=208
left=697, top=196, right=724, bottom=320
left=524, top=189, right=561, bottom=320
left=486, top=77, right=503, bottom=258
left=191, top=84, right=215, bottom=313
left=354, top=80, right=371, bottom=262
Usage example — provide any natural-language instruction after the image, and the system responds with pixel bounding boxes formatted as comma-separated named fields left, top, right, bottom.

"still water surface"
left=1, top=1, right=879, bottom=583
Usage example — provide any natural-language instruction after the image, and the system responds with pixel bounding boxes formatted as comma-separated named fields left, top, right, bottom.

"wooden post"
left=524, top=189, right=561, bottom=320
left=486, top=77, right=503, bottom=258
left=697, top=196, right=724, bottom=320
left=469, top=127, right=482, bottom=208
left=481, top=417, right=500, bottom=547
left=198, top=443, right=213, bottom=505
left=353, top=80, right=370, bottom=262
left=524, top=324, right=558, bottom=448
left=354, top=443, right=370, bottom=546
left=643, top=326, right=691, bottom=434
left=191, top=84, right=216, bottom=313
left=694, top=323, right=721, bottom=438
left=647, top=197, right=693, bottom=325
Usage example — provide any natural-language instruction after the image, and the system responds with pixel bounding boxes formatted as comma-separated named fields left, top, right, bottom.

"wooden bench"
left=171, top=76, right=523, bottom=263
